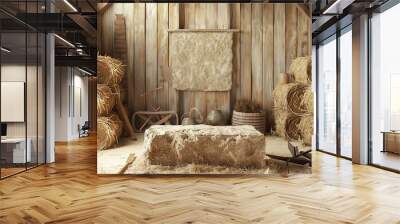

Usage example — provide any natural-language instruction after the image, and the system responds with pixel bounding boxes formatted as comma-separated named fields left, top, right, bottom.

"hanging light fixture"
left=323, top=0, right=355, bottom=14
left=1, top=47, right=11, bottom=53
left=54, top=34, right=75, bottom=48
left=77, top=67, right=94, bottom=76
left=63, top=0, right=78, bottom=12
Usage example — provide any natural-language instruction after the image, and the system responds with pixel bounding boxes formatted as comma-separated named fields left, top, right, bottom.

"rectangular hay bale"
left=143, top=125, right=265, bottom=168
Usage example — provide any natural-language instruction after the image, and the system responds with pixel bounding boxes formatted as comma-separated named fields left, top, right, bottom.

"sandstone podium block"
left=143, top=125, right=265, bottom=168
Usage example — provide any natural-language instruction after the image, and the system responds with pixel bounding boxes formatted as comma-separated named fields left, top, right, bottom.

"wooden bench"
left=132, top=111, right=179, bottom=132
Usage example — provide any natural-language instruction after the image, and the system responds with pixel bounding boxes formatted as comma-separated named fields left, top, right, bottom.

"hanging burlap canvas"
left=169, top=31, right=233, bottom=91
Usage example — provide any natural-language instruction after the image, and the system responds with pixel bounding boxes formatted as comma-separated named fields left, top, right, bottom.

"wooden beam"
left=52, top=1, right=75, bottom=13
left=97, top=3, right=111, bottom=14
left=67, top=14, right=97, bottom=39
left=296, top=3, right=311, bottom=18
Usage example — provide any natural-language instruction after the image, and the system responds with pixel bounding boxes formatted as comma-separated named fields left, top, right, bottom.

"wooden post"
left=114, top=92, right=137, bottom=140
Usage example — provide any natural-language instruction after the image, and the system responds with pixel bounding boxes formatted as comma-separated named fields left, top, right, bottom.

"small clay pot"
left=206, top=110, right=225, bottom=126
left=182, top=107, right=203, bottom=125
left=181, top=117, right=195, bottom=125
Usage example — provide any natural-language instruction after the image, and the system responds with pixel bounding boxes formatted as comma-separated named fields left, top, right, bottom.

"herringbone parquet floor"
left=1, top=135, right=400, bottom=224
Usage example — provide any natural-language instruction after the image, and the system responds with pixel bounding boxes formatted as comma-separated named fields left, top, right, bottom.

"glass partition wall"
left=370, top=3, right=400, bottom=172
left=316, top=26, right=353, bottom=159
left=317, top=35, right=337, bottom=155
left=0, top=2, right=46, bottom=179
left=339, top=27, right=352, bottom=159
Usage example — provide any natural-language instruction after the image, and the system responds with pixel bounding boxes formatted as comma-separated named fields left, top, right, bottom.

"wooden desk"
left=381, top=131, right=400, bottom=154
left=1, top=138, right=32, bottom=164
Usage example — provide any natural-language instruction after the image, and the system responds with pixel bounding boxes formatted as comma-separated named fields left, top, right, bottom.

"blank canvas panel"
left=169, top=31, right=233, bottom=91
left=1, top=82, right=25, bottom=122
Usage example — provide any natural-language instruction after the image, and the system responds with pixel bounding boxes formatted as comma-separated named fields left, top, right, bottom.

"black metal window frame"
left=315, top=23, right=353, bottom=161
left=0, top=0, right=48, bottom=180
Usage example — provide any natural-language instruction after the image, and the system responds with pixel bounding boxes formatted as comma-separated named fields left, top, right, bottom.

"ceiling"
left=1, top=0, right=395, bottom=74
left=311, top=0, right=390, bottom=42
left=1, top=32, right=46, bottom=65
left=0, top=0, right=97, bottom=74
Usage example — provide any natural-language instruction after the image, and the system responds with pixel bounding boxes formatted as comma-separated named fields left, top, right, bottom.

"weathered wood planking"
left=101, top=4, right=114, bottom=55
left=215, top=3, right=231, bottom=121
left=240, top=4, right=252, bottom=101
left=97, top=12, right=102, bottom=54
left=297, top=7, right=311, bottom=57
left=157, top=4, right=169, bottom=111
left=262, top=4, right=274, bottom=132
left=285, top=4, right=298, bottom=71
left=179, top=3, right=196, bottom=116
left=168, top=3, right=179, bottom=113
left=124, top=5, right=134, bottom=112
left=231, top=3, right=241, bottom=112
left=273, top=4, right=286, bottom=88
left=145, top=4, right=158, bottom=111
left=113, top=13, right=128, bottom=109
left=205, top=4, right=218, bottom=28
left=100, top=3, right=312, bottom=130
left=251, top=4, right=263, bottom=107
left=133, top=4, right=146, bottom=112
left=194, top=4, right=208, bottom=119
left=113, top=14, right=127, bottom=63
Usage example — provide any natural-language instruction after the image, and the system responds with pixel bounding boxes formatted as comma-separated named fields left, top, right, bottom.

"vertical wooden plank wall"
left=157, top=4, right=169, bottom=111
left=179, top=4, right=195, bottom=116
left=196, top=4, right=208, bottom=118
left=182, top=3, right=207, bottom=118
left=99, top=3, right=311, bottom=129
left=133, top=4, right=146, bottom=112
left=251, top=5, right=263, bottom=107
left=168, top=4, right=179, bottom=112
left=145, top=4, right=158, bottom=111
left=273, top=4, right=286, bottom=88
left=297, top=8, right=312, bottom=57
left=123, top=6, right=134, bottom=111
left=231, top=3, right=241, bottom=112
left=216, top=3, right=232, bottom=120
left=262, top=4, right=274, bottom=131
left=286, top=5, right=298, bottom=71
left=240, top=4, right=252, bottom=102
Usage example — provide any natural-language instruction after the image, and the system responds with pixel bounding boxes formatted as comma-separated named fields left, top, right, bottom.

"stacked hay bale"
left=97, top=55, right=125, bottom=150
left=272, top=57, right=313, bottom=145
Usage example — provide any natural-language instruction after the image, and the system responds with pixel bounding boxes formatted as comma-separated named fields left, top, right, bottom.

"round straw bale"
left=299, top=115, right=313, bottom=146
left=302, top=86, right=313, bottom=113
left=274, top=109, right=301, bottom=140
left=97, top=113, right=123, bottom=150
left=285, top=115, right=302, bottom=141
left=273, top=108, right=288, bottom=138
left=97, top=55, right=125, bottom=85
left=97, top=84, right=115, bottom=116
left=287, top=84, right=313, bottom=116
left=288, top=56, right=311, bottom=84
left=273, top=83, right=297, bottom=109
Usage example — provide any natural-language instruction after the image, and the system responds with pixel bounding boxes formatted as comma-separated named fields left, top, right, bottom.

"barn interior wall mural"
left=96, top=3, right=313, bottom=175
